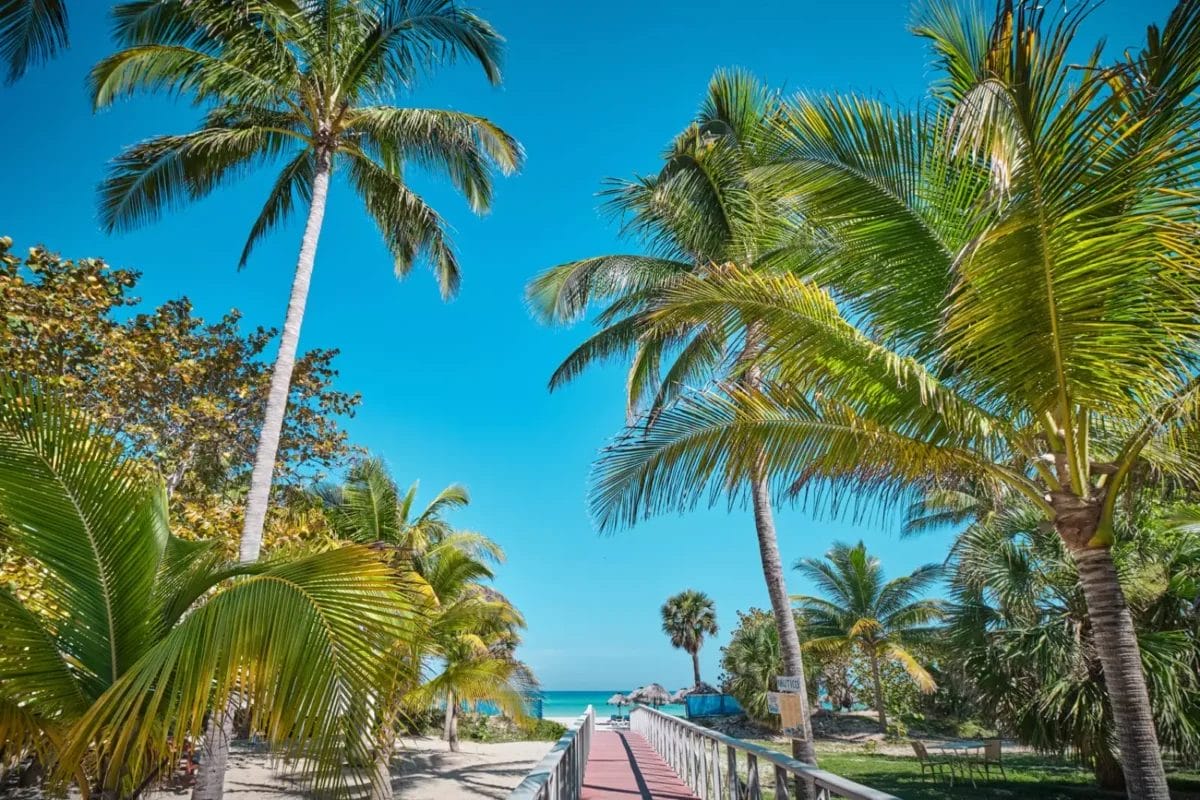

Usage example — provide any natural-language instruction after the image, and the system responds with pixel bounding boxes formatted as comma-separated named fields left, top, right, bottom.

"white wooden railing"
left=631, top=705, right=899, bottom=800
left=508, top=705, right=595, bottom=800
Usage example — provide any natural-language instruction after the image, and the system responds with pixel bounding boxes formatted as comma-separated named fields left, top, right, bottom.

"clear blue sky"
left=0, top=0, right=1171, bottom=690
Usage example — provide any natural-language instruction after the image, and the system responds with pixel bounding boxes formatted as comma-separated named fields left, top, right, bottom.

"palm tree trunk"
left=238, top=153, right=333, bottom=563
left=751, top=469, right=817, bottom=765
left=444, top=691, right=459, bottom=752
left=190, top=155, right=333, bottom=800
left=370, top=738, right=394, bottom=800
left=189, top=706, right=231, bottom=800
left=740, top=325, right=817, bottom=766
left=1072, top=545, right=1168, bottom=800
left=869, top=652, right=887, bottom=731
left=691, top=649, right=702, bottom=687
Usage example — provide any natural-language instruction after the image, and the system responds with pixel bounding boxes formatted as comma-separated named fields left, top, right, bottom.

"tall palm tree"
left=0, top=0, right=68, bottom=83
left=945, top=500, right=1200, bottom=789
left=323, top=458, right=532, bottom=795
left=793, top=542, right=941, bottom=730
left=661, top=589, right=718, bottom=687
left=92, top=0, right=521, bottom=567
left=92, top=8, right=519, bottom=791
left=0, top=379, right=412, bottom=798
left=526, top=70, right=819, bottom=761
left=584, top=4, right=1200, bottom=796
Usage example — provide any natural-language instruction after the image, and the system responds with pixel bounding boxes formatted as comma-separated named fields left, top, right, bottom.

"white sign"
left=776, top=675, right=804, bottom=693
left=766, top=692, right=781, bottom=714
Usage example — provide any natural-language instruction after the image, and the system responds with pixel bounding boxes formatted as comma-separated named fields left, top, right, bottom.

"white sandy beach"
left=170, top=737, right=552, bottom=800
left=543, top=716, right=582, bottom=726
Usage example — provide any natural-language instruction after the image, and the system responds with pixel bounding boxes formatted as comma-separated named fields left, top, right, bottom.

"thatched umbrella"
left=607, top=693, right=628, bottom=715
left=629, top=683, right=671, bottom=708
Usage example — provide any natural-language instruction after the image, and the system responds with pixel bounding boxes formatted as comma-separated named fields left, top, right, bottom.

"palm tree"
left=0, top=379, right=412, bottom=798
left=0, top=0, right=68, bottom=83
left=584, top=4, right=1200, bottom=796
left=793, top=542, right=941, bottom=730
left=719, top=609, right=782, bottom=722
left=661, top=589, right=718, bottom=687
left=92, top=0, right=521, bottom=567
left=945, top=499, right=1200, bottom=789
left=324, top=455, right=468, bottom=556
left=417, top=543, right=531, bottom=755
left=322, top=458, right=532, bottom=794
left=526, top=70, right=820, bottom=762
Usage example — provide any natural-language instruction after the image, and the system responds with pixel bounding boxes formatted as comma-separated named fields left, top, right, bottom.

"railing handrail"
left=631, top=703, right=899, bottom=800
left=508, top=705, right=595, bottom=800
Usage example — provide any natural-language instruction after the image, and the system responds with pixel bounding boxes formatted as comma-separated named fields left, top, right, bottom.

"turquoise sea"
left=539, top=690, right=686, bottom=719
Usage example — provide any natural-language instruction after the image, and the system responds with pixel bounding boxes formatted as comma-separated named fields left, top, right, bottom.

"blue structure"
left=684, top=693, right=744, bottom=719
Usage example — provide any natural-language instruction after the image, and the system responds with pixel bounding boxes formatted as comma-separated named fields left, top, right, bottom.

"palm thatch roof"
left=628, top=683, right=671, bottom=707
left=607, top=693, right=628, bottom=707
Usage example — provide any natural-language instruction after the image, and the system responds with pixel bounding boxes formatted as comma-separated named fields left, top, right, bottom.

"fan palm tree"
left=661, top=589, right=718, bottom=687
left=719, top=609, right=782, bottom=722
left=793, top=542, right=942, bottom=730
left=525, top=69, right=820, bottom=761
left=0, top=378, right=413, bottom=798
left=0, top=0, right=68, bottom=83
left=585, top=4, right=1200, bottom=796
left=322, top=458, right=532, bottom=794
left=92, top=0, right=521, bottom=567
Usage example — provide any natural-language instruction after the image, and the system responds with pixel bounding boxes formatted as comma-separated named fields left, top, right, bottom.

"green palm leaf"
left=0, top=379, right=167, bottom=687
left=65, top=544, right=412, bottom=796
left=0, top=0, right=67, bottom=83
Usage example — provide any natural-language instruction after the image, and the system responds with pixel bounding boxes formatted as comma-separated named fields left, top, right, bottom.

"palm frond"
left=348, top=106, right=521, bottom=213
left=344, top=147, right=459, bottom=298
left=100, top=123, right=302, bottom=233
left=64, top=545, right=413, bottom=797
left=0, top=378, right=167, bottom=687
left=526, top=256, right=691, bottom=325
left=0, top=0, right=67, bottom=83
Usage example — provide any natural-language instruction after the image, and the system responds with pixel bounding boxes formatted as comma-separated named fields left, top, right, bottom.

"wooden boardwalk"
left=582, top=729, right=699, bottom=799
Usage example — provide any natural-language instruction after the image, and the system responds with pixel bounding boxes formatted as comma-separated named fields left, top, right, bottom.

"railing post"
left=774, top=765, right=791, bottom=800
left=727, top=745, right=738, bottom=799
left=746, top=752, right=761, bottom=800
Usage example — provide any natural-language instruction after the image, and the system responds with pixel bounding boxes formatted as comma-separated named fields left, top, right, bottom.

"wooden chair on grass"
left=910, top=740, right=954, bottom=785
left=979, top=738, right=1006, bottom=781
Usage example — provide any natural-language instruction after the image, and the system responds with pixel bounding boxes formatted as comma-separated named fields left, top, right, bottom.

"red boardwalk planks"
left=582, top=730, right=699, bottom=800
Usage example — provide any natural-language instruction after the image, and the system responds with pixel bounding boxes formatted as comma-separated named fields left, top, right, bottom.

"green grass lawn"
left=743, top=741, right=1200, bottom=800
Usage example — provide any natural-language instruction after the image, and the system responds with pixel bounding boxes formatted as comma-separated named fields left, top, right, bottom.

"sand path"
left=210, top=737, right=548, bottom=800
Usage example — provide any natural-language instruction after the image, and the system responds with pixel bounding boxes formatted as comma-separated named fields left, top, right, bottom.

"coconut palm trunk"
left=239, top=153, right=332, bottom=563
left=742, top=325, right=817, bottom=765
left=1072, top=544, right=1167, bottom=799
left=691, top=649, right=702, bottom=687
left=443, top=690, right=460, bottom=752
left=371, top=718, right=396, bottom=800
left=869, top=651, right=886, bottom=731
left=192, top=155, right=332, bottom=800
left=371, top=751, right=393, bottom=800
left=750, top=471, right=816, bottom=764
